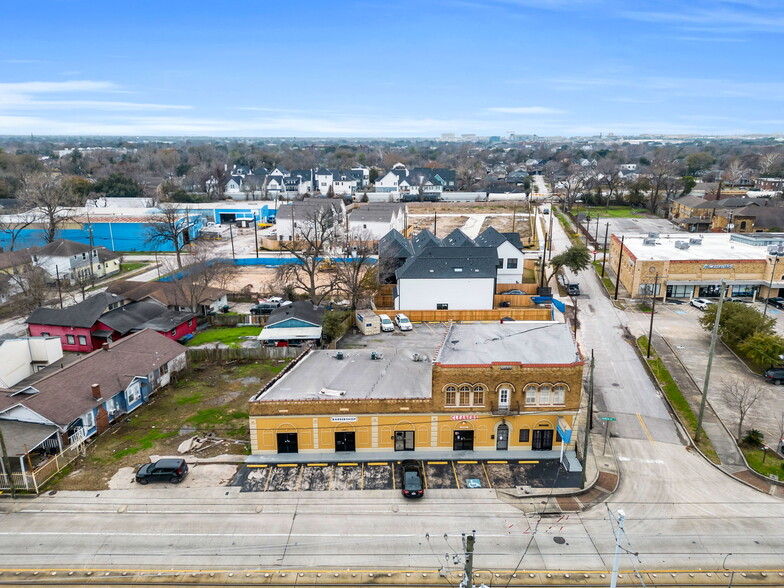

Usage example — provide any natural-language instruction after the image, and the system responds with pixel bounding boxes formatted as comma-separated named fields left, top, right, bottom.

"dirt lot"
left=54, top=359, right=290, bottom=491
left=406, top=202, right=531, bottom=214
left=408, top=214, right=469, bottom=238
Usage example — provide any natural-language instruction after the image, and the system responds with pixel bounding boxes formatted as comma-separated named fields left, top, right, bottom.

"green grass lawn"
left=637, top=336, right=720, bottom=463
left=741, top=446, right=784, bottom=479
left=119, top=262, right=147, bottom=273
left=186, top=326, right=262, bottom=347
left=571, top=206, right=649, bottom=218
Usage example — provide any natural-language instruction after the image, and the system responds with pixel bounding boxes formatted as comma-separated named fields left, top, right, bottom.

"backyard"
left=52, top=358, right=290, bottom=491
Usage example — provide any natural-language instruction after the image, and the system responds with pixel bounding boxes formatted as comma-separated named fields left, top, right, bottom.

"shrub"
left=743, top=429, right=764, bottom=447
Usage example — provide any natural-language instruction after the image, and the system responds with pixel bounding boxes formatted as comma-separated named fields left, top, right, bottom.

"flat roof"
left=254, top=337, right=437, bottom=402
left=436, top=322, right=580, bottom=366
left=620, top=233, right=768, bottom=262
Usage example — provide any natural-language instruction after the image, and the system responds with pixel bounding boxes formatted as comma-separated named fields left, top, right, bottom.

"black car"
left=767, top=297, right=784, bottom=309
left=400, top=459, right=424, bottom=498
left=764, top=368, right=784, bottom=385
left=136, top=458, right=189, bottom=485
left=250, top=303, right=277, bottom=315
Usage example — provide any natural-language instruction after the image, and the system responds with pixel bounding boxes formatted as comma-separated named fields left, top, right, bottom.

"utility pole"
left=512, top=204, right=516, bottom=232
left=610, top=510, right=625, bottom=588
left=459, top=531, right=475, bottom=588
left=601, top=223, right=609, bottom=277
left=539, top=229, right=548, bottom=288
left=696, top=280, right=727, bottom=442
left=646, top=273, right=658, bottom=358
left=0, top=424, right=17, bottom=498
left=581, top=349, right=595, bottom=489
left=229, top=224, right=236, bottom=259
left=86, top=212, right=96, bottom=287
left=55, top=266, right=63, bottom=308
left=613, top=235, right=625, bottom=300
left=434, top=211, right=438, bottom=235
left=547, top=208, right=554, bottom=261
left=763, top=254, right=780, bottom=317
left=253, top=215, right=259, bottom=258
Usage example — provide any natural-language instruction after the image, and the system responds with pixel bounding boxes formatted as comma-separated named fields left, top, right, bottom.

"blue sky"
left=1, top=0, right=782, bottom=137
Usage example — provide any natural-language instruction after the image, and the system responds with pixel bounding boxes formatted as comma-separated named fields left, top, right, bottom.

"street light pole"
left=647, top=273, right=658, bottom=358
left=696, top=279, right=727, bottom=443
left=613, top=235, right=625, bottom=300
left=763, top=254, right=780, bottom=317
left=722, top=553, right=734, bottom=588
left=601, top=222, right=609, bottom=278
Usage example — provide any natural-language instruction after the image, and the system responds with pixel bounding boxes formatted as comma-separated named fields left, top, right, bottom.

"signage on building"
left=451, top=414, right=478, bottom=421
left=703, top=264, right=733, bottom=269
left=556, top=417, right=572, bottom=444
left=331, top=416, right=358, bottom=422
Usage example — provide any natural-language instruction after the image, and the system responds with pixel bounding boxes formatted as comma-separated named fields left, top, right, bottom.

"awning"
left=257, top=326, right=322, bottom=341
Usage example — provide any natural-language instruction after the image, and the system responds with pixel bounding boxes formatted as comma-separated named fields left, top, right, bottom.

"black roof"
left=266, top=301, right=325, bottom=328
left=378, top=229, right=413, bottom=259
left=99, top=299, right=195, bottom=335
left=396, top=247, right=498, bottom=280
left=26, top=292, right=126, bottom=328
left=411, top=229, right=441, bottom=253
left=474, top=226, right=507, bottom=248
left=502, top=232, right=524, bottom=249
left=442, top=229, right=475, bottom=247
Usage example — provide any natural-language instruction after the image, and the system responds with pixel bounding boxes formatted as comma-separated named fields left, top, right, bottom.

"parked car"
left=567, top=283, right=580, bottom=296
left=250, top=303, right=277, bottom=315
left=395, top=313, right=413, bottom=331
left=764, top=367, right=784, bottom=385
left=379, top=313, right=394, bottom=332
left=501, top=289, right=524, bottom=295
left=766, top=297, right=784, bottom=309
left=400, top=459, right=424, bottom=498
left=689, top=298, right=713, bottom=310
left=136, top=458, right=189, bottom=485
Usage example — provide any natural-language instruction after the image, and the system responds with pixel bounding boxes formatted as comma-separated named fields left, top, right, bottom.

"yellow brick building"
left=248, top=322, right=584, bottom=456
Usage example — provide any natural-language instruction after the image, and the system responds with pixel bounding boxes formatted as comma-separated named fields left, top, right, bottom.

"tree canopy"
left=698, top=300, right=775, bottom=346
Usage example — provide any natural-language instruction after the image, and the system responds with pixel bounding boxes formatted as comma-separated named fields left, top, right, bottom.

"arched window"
left=459, top=385, right=471, bottom=406
left=553, top=385, right=567, bottom=405
left=445, top=386, right=456, bottom=406
left=525, top=385, right=538, bottom=405
left=539, top=385, right=551, bottom=405
left=473, top=386, right=485, bottom=406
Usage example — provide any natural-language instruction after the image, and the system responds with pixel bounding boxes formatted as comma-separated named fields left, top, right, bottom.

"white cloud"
left=485, top=106, right=566, bottom=114
left=0, top=80, right=118, bottom=93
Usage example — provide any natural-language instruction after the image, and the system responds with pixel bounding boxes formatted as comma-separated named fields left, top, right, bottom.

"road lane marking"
left=618, top=456, right=665, bottom=464
left=637, top=413, right=654, bottom=443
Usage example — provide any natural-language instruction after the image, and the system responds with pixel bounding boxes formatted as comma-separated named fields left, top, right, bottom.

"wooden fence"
left=186, top=346, right=300, bottom=362
left=208, top=314, right=265, bottom=327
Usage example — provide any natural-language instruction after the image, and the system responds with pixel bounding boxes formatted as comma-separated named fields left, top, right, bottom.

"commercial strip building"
left=608, top=232, right=784, bottom=300
left=248, top=322, right=584, bottom=457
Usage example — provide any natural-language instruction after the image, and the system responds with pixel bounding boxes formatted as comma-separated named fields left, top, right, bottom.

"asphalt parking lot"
left=232, top=458, right=581, bottom=492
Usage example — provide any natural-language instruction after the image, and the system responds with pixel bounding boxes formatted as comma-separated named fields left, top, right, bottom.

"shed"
left=355, top=310, right=380, bottom=335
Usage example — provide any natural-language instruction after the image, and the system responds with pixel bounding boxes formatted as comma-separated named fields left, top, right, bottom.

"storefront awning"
left=258, top=326, right=322, bottom=341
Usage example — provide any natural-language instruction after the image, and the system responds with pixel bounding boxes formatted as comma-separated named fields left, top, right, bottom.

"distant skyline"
left=1, top=0, right=783, bottom=138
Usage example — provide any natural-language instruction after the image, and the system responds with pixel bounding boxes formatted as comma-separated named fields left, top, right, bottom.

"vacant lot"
left=54, top=359, right=290, bottom=491
left=408, top=214, right=468, bottom=237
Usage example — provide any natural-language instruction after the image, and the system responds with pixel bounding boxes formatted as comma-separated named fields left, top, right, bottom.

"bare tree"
left=0, top=209, right=37, bottom=251
left=1, top=263, right=54, bottom=313
left=720, top=377, right=764, bottom=442
left=758, top=152, right=780, bottom=176
left=646, top=156, right=676, bottom=215
left=333, top=230, right=378, bottom=310
left=17, top=172, right=82, bottom=243
left=167, top=242, right=238, bottom=313
left=722, top=159, right=748, bottom=186
left=277, top=203, right=341, bottom=304
left=145, top=203, right=191, bottom=269
left=597, top=160, right=623, bottom=208
left=559, top=165, right=588, bottom=212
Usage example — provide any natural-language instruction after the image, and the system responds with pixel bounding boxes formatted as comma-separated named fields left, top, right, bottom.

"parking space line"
left=296, top=465, right=304, bottom=491
left=518, top=460, right=539, bottom=464
left=428, top=461, right=448, bottom=464
left=451, top=461, right=460, bottom=488
left=247, top=464, right=267, bottom=468
left=306, top=463, right=328, bottom=466
left=367, top=462, right=387, bottom=466
left=457, top=460, right=477, bottom=464
left=422, top=463, right=428, bottom=490
left=481, top=462, right=493, bottom=489
left=263, top=469, right=272, bottom=492
left=637, top=413, right=654, bottom=443
left=487, top=460, right=507, bottom=464
left=361, top=463, right=365, bottom=491
left=391, top=465, right=395, bottom=490
left=338, top=462, right=358, bottom=466
left=277, top=464, right=297, bottom=468
left=329, top=465, right=335, bottom=490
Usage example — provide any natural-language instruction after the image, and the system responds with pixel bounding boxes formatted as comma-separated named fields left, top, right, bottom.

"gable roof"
left=99, top=299, right=195, bottom=335
left=106, top=279, right=226, bottom=308
left=3, top=329, right=184, bottom=427
left=266, top=301, right=325, bottom=328
left=26, top=292, right=126, bottom=328
left=378, top=229, right=413, bottom=259
left=396, top=246, right=498, bottom=280
left=673, top=195, right=708, bottom=208
left=442, top=228, right=475, bottom=247
left=0, top=247, right=37, bottom=270
left=474, top=226, right=508, bottom=248
left=411, top=229, right=441, bottom=253
left=37, top=239, right=93, bottom=258
left=502, top=232, right=524, bottom=249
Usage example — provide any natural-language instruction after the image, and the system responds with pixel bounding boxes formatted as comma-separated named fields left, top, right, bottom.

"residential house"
left=377, top=229, right=413, bottom=284
left=33, top=239, right=100, bottom=284
left=474, top=226, right=525, bottom=283
left=26, top=291, right=197, bottom=352
left=347, top=203, right=406, bottom=240
left=0, top=330, right=186, bottom=478
left=257, top=301, right=325, bottom=347
left=711, top=204, right=784, bottom=233
left=0, top=336, right=63, bottom=388
left=105, top=279, right=228, bottom=315
left=394, top=246, right=498, bottom=310
left=275, top=198, right=346, bottom=242
left=755, top=178, right=784, bottom=192
left=0, top=247, right=39, bottom=303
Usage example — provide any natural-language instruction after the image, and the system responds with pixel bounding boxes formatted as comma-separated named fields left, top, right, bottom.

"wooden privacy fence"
left=0, top=442, right=82, bottom=494
left=377, top=307, right=552, bottom=322
left=208, top=314, right=266, bottom=327
left=186, top=346, right=300, bottom=362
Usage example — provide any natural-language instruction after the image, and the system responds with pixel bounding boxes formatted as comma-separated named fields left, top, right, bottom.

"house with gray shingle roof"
left=474, top=227, right=525, bottom=283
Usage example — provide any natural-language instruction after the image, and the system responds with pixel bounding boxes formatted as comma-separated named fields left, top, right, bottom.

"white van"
left=379, top=314, right=394, bottom=332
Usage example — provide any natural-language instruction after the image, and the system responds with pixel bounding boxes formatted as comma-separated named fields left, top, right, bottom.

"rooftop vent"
left=768, top=245, right=784, bottom=256
left=370, top=351, right=383, bottom=360
left=642, top=238, right=657, bottom=246
left=648, top=232, right=660, bottom=239
left=335, top=351, right=344, bottom=360
left=689, top=238, right=703, bottom=245
left=674, top=241, right=690, bottom=250
left=412, top=352, right=427, bottom=362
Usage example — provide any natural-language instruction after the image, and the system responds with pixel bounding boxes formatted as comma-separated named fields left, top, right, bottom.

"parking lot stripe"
left=366, top=462, right=387, bottom=466
left=428, top=461, right=448, bottom=464
left=306, top=463, right=328, bottom=466
left=422, top=464, right=428, bottom=490
left=276, top=464, right=297, bottom=467
left=481, top=462, right=493, bottom=489
left=457, top=460, right=477, bottom=464
left=451, top=461, right=460, bottom=488
left=296, top=464, right=304, bottom=491
left=263, top=469, right=272, bottom=492
left=361, top=463, right=365, bottom=491
left=247, top=464, right=267, bottom=468
left=337, top=462, right=358, bottom=466
left=518, top=460, right=539, bottom=464
left=487, top=460, right=507, bottom=464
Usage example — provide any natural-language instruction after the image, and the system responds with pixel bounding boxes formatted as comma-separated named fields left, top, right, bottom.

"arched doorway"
left=496, top=423, right=509, bottom=450
left=276, top=425, right=298, bottom=454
